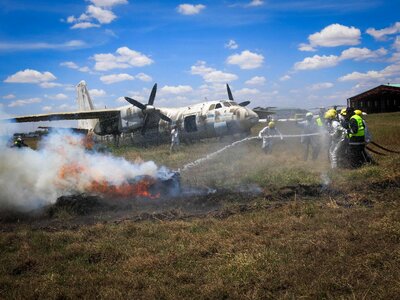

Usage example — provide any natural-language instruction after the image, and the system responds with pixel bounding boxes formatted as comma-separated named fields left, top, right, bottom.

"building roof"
left=348, top=84, right=400, bottom=101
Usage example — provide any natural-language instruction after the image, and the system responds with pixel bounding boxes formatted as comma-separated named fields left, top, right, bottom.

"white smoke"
left=0, top=130, right=159, bottom=212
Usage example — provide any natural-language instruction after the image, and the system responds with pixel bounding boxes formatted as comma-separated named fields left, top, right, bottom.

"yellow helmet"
left=354, top=109, right=362, bottom=116
left=268, top=121, right=275, bottom=128
left=340, top=108, right=347, bottom=115
left=324, top=110, right=336, bottom=119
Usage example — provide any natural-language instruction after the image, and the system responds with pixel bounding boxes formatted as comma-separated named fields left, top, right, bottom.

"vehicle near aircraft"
left=4, top=81, right=260, bottom=144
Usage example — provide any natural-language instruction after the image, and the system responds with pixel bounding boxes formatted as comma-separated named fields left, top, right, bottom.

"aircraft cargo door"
left=184, top=115, right=197, bottom=132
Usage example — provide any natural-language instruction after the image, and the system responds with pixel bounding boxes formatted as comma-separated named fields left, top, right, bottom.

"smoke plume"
left=0, top=130, right=159, bottom=212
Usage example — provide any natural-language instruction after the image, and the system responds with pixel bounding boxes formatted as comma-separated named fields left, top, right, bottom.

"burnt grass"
left=0, top=112, right=399, bottom=299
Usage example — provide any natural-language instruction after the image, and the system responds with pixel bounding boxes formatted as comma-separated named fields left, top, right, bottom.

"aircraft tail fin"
left=76, top=80, right=97, bottom=130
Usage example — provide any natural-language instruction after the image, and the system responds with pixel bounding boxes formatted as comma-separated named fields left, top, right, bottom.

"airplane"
left=4, top=81, right=260, bottom=145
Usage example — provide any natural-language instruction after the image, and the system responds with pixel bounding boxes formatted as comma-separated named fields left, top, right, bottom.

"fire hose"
left=365, top=146, right=386, bottom=156
left=370, top=141, right=400, bottom=154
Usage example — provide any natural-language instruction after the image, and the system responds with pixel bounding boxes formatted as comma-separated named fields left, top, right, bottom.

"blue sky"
left=1, top=0, right=400, bottom=119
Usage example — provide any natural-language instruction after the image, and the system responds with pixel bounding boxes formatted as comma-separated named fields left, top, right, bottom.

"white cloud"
left=94, top=47, right=153, bottom=71
left=394, top=36, right=400, bottom=51
left=177, top=4, right=206, bottom=15
left=2, top=94, right=15, bottom=99
left=338, top=63, right=400, bottom=82
left=308, top=82, right=334, bottom=90
left=245, top=76, right=266, bottom=85
left=60, top=61, right=79, bottom=69
left=225, top=39, right=238, bottom=49
left=280, top=75, right=291, bottom=81
left=340, top=47, right=387, bottom=61
left=234, top=88, right=260, bottom=97
left=294, top=47, right=387, bottom=71
left=294, top=55, right=339, bottom=70
left=190, top=61, right=238, bottom=83
left=4, top=69, right=56, bottom=83
left=89, top=89, right=106, bottom=97
left=299, top=24, right=361, bottom=51
left=71, top=22, right=100, bottom=29
left=100, top=73, right=134, bottom=84
left=90, top=0, right=128, bottom=7
left=8, top=98, right=41, bottom=107
left=39, top=82, right=63, bottom=88
left=42, top=106, right=53, bottom=111
left=86, top=5, right=116, bottom=24
left=0, top=40, right=86, bottom=51
left=46, top=93, right=68, bottom=100
left=247, top=0, right=264, bottom=7
left=66, top=0, right=127, bottom=29
left=226, top=50, right=264, bottom=69
left=366, top=22, right=400, bottom=41
left=135, top=72, right=152, bottom=82
left=79, top=66, right=91, bottom=72
left=160, top=85, right=193, bottom=95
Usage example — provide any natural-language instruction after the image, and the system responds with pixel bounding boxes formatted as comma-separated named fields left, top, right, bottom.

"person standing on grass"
left=170, top=125, right=180, bottom=153
left=258, top=121, right=283, bottom=154
left=296, top=112, right=321, bottom=161
left=346, top=107, right=366, bottom=168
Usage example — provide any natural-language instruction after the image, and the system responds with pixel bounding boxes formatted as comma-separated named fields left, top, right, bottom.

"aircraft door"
left=184, top=115, right=197, bottom=132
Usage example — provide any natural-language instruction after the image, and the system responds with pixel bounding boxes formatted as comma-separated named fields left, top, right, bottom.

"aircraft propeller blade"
left=124, top=97, right=146, bottom=110
left=148, top=83, right=157, bottom=105
left=141, top=114, right=150, bottom=135
left=158, top=112, right=172, bottom=123
left=226, top=84, right=234, bottom=100
left=239, top=101, right=250, bottom=107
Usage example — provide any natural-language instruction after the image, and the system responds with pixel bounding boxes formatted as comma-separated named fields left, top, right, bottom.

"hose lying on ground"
left=366, top=146, right=386, bottom=156
left=370, top=141, right=400, bottom=154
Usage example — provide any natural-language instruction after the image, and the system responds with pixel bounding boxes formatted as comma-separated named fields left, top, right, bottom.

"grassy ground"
left=0, top=112, right=399, bottom=299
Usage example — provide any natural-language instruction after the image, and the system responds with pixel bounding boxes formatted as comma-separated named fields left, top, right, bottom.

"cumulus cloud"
left=247, top=0, right=264, bottom=7
left=225, top=39, right=238, bottom=49
left=226, top=50, right=264, bottom=69
left=299, top=23, right=361, bottom=51
left=8, top=98, right=41, bottom=107
left=135, top=72, right=152, bottom=82
left=234, top=88, right=260, bottom=97
left=308, top=82, right=334, bottom=90
left=94, top=47, right=153, bottom=71
left=160, top=85, right=193, bottom=95
left=90, top=0, right=128, bottom=7
left=2, top=94, right=15, bottom=99
left=42, top=106, right=53, bottom=111
left=190, top=61, right=238, bottom=83
left=294, top=47, right=387, bottom=70
left=100, top=73, right=134, bottom=84
left=177, top=4, right=206, bottom=15
left=366, top=22, right=400, bottom=41
left=245, top=76, right=266, bottom=85
left=66, top=0, right=127, bottom=29
left=45, top=93, right=68, bottom=100
left=89, top=89, right=107, bottom=97
left=338, top=63, right=400, bottom=82
left=280, top=75, right=291, bottom=81
left=60, top=61, right=91, bottom=73
left=4, top=69, right=56, bottom=84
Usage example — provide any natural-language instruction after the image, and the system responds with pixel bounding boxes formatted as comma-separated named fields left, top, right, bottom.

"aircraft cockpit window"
left=209, top=104, right=216, bottom=110
left=223, top=102, right=231, bottom=107
left=215, top=103, right=222, bottom=109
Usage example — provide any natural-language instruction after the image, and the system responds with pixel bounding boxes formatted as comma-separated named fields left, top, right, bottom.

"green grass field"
left=0, top=112, right=399, bottom=299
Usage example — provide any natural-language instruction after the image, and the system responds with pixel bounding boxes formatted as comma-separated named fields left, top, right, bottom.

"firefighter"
left=346, top=107, right=366, bottom=168
left=354, top=109, right=374, bottom=164
left=296, top=112, right=321, bottom=161
left=170, top=125, right=180, bottom=153
left=13, top=136, right=29, bottom=148
left=258, top=121, right=283, bottom=154
left=324, top=109, right=346, bottom=168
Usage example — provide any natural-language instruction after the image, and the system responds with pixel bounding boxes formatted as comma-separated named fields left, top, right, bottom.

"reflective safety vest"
left=315, top=117, right=323, bottom=127
left=348, top=115, right=365, bottom=138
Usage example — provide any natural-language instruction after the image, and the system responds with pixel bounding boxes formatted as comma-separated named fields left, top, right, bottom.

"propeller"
left=226, top=84, right=250, bottom=107
left=124, top=83, right=172, bottom=135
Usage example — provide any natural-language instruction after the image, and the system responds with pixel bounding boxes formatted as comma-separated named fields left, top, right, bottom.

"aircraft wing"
left=3, top=109, right=121, bottom=123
